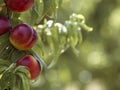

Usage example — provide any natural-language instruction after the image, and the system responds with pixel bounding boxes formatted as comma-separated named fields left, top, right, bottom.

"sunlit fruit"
left=16, top=55, right=41, bottom=80
left=6, top=0, right=34, bottom=12
left=0, top=17, right=11, bottom=35
left=10, top=24, right=38, bottom=50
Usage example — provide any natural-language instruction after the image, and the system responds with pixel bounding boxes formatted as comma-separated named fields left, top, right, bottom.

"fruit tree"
left=0, top=0, right=92, bottom=90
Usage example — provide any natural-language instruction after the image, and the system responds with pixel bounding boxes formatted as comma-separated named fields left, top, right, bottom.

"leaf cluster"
left=0, top=0, right=93, bottom=90
left=33, top=13, right=93, bottom=68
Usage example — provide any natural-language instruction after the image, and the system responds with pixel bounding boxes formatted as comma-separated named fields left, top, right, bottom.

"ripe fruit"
left=0, top=17, right=11, bottom=35
left=10, top=24, right=38, bottom=50
left=16, top=55, right=41, bottom=80
left=6, top=0, right=34, bottom=12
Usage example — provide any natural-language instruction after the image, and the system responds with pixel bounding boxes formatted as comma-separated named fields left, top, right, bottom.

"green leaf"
left=15, top=66, right=31, bottom=79
left=11, top=15, right=22, bottom=27
left=15, top=66, right=31, bottom=90
left=0, top=59, right=10, bottom=66
left=0, top=59, right=10, bottom=74
left=0, top=33, right=15, bottom=60
left=8, top=73, right=17, bottom=90
left=43, top=0, right=59, bottom=18
left=0, top=66, right=8, bottom=74
left=16, top=72, right=30, bottom=90
left=0, top=32, right=9, bottom=43
left=10, top=49, right=27, bottom=63
left=0, top=72, right=16, bottom=89
left=20, top=0, right=44, bottom=25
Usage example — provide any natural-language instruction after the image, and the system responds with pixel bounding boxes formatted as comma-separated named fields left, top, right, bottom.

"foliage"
left=0, top=0, right=92, bottom=90
left=36, top=0, right=120, bottom=90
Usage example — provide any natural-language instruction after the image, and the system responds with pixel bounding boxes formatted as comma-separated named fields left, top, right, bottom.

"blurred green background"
left=32, top=0, right=120, bottom=90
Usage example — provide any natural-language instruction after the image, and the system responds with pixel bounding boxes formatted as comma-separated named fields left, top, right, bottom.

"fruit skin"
left=10, top=24, right=38, bottom=50
left=16, top=55, right=41, bottom=80
left=0, top=17, right=11, bottom=35
left=6, top=0, right=34, bottom=12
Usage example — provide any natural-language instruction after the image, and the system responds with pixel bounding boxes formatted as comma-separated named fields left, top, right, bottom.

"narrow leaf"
left=16, top=72, right=30, bottom=90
